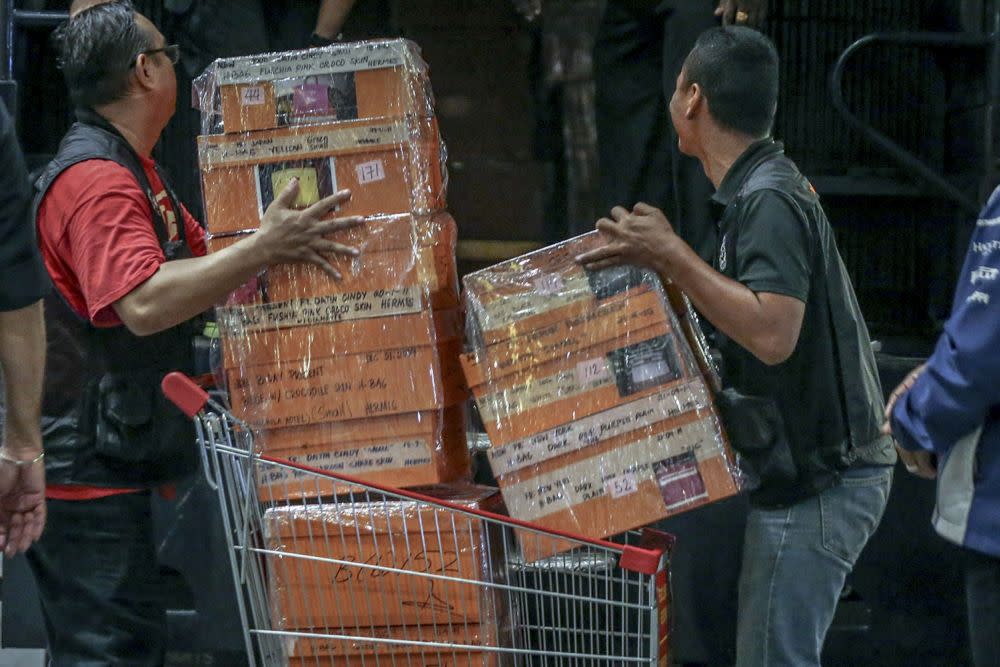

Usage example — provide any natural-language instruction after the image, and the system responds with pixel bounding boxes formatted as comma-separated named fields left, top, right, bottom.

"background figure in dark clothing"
left=594, top=0, right=719, bottom=261
left=593, top=3, right=764, bottom=664
left=0, top=101, right=50, bottom=558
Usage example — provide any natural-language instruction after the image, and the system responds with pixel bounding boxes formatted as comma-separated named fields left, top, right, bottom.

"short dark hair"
left=683, top=26, right=779, bottom=138
left=53, top=0, right=155, bottom=109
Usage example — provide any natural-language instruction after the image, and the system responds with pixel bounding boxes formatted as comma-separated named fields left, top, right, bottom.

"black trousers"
left=593, top=0, right=719, bottom=263
left=966, top=547, right=1000, bottom=667
left=27, top=492, right=167, bottom=666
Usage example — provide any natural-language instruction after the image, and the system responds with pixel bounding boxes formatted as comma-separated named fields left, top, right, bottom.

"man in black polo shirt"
left=579, top=27, right=896, bottom=667
left=0, top=101, right=50, bottom=556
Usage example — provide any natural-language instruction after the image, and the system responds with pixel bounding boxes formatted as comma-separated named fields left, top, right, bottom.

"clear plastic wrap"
left=461, top=232, right=742, bottom=556
left=195, top=40, right=468, bottom=496
left=192, top=39, right=434, bottom=136
left=263, top=485, right=509, bottom=665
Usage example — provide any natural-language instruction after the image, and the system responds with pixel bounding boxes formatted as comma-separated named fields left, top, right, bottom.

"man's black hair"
left=683, top=26, right=779, bottom=138
left=53, top=0, right=155, bottom=109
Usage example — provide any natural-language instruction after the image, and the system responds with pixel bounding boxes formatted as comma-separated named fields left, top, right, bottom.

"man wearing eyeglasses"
left=28, top=2, right=362, bottom=664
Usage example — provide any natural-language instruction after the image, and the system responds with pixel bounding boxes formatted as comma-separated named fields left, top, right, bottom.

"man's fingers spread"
left=314, top=240, right=359, bottom=257
left=303, top=189, right=351, bottom=219
left=306, top=250, right=342, bottom=280
left=581, top=258, right=621, bottom=272
left=595, top=218, right=621, bottom=236
left=575, top=244, right=620, bottom=265
left=632, top=202, right=656, bottom=214
left=274, top=177, right=302, bottom=208
left=610, top=206, right=630, bottom=222
left=318, top=216, right=365, bottom=235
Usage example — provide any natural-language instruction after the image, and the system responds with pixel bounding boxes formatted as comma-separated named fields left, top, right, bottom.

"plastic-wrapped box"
left=263, top=486, right=506, bottom=633
left=256, top=405, right=470, bottom=502
left=194, top=38, right=469, bottom=493
left=213, top=214, right=468, bottom=492
left=461, top=232, right=741, bottom=557
left=197, top=117, right=445, bottom=235
left=193, top=40, right=433, bottom=136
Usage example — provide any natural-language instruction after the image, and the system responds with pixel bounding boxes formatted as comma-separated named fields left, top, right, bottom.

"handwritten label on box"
left=240, top=86, right=265, bottom=106
left=576, top=357, right=610, bottom=386
left=533, top=273, right=564, bottom=296
left=355, top=160, right=386, bottom=184
left=606, top=472, right=639, bottom=499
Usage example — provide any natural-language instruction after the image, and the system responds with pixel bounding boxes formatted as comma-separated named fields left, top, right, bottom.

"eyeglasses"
left=131, top=43, right=180, bottom=67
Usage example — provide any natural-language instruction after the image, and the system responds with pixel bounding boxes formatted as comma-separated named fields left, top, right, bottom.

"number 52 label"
left=605, top=472, right=639, bottom=499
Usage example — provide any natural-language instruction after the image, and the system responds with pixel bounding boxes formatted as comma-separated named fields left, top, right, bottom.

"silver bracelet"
left=0, top=450, right=45, bottom=467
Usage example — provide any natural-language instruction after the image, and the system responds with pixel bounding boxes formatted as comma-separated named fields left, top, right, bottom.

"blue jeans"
left=735, top=465, right=893, bottom=667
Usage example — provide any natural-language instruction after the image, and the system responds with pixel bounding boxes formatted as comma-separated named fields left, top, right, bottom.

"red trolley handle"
left=161, top=371, right=210, bottom=419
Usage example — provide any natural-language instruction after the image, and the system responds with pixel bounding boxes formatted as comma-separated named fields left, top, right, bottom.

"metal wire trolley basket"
left=162, top=372, right=674, bottom=667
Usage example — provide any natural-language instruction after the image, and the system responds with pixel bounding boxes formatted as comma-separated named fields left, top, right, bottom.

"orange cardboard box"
left=463, top=233, right=656, bottom=346
left=198, top=117, right=445, bottom=235
left=465, top=321, right=698, bottom=446
left=208, top=240, right=459, bottom=310
left=462, top=287, right=668, bottom=385
left=264, top=486, right=503, bottom=630
left=197, top=40, right=432, bottom=134
left=257, top=405, right=471, bottom=499
left=285, top=624, right=495, bottom=667
left=222, top=307, right=463, bottom=369
left=227, top=338, right=467, bottom=428
left=495, top=410, right=739, bottom=562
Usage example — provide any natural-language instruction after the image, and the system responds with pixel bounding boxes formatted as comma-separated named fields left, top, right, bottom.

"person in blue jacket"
left=885, top=186, right=1000, bottom=667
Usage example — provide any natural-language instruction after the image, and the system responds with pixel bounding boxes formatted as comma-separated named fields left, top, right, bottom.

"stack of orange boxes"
left=263, top=485, right=506, bottom=666
left=193, top=40, right=470, bottom=498
left=460, top=232, right=743, bottom=562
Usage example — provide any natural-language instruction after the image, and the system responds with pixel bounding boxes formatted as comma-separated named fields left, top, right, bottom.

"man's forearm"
left=114, top=234, right=272, bottom=336
left=314, top=0, right=359, bottom=40
left=661, top=246, right=801, bottom=365
left=0, top=301, right=45, bottom=455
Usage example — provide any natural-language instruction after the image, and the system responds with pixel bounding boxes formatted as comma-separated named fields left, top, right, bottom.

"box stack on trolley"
left=193, top=40, right=488, bottom=665
left=460, top=233, right=743, bottom=562
left=192, top=39, right=743, bottom=667
left=194, top=40, right=471, bottom=498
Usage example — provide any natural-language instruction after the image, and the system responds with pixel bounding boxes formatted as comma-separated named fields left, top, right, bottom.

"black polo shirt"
left=0, top=102, right=49, bottom=311
left=712, top=140, right=894, bottom=493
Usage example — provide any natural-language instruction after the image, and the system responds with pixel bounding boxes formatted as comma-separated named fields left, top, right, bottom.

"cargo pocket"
left=715, top=388, right=798, bottom=490
left=94, top=373, right=160, bottom=464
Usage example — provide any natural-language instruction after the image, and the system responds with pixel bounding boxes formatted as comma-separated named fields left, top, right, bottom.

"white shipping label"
left=240, top=86, right=266, bottom=106
left=500, top=417, right=721, bottom=522
left=258, top=438, right=433, bottom=486
left=217, top=286, right=425, bottom=334
left=575, top=356, right=610, bottom=386
left=199, top=122, right=408, bottom=168
left=533, top=273, right=564, bottom=296
left=605, top=472, right=639, bottom=499
left=487, top=380, right=712, bottom=476
left=355, top=160, right=386, bottom=184
left=215, top=41, right=408, bottom=85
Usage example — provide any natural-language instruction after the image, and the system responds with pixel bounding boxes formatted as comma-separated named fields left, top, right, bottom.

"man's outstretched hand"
left=0, top=452, right=46, bottom=557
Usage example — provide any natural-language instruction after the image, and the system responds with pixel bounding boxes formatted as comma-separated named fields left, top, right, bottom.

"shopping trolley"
left=162, top=372, right=673, bottom=667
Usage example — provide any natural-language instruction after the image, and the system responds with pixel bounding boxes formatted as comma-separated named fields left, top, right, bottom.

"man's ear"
left=685, top=82, right=704, bottom=120
left=132, top=53, right=155, bottom=91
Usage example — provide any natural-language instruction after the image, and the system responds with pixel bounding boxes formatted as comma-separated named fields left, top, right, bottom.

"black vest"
left=33, top=113, right=200, bottom=487
left=715, top=151, right=887, bottom=506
